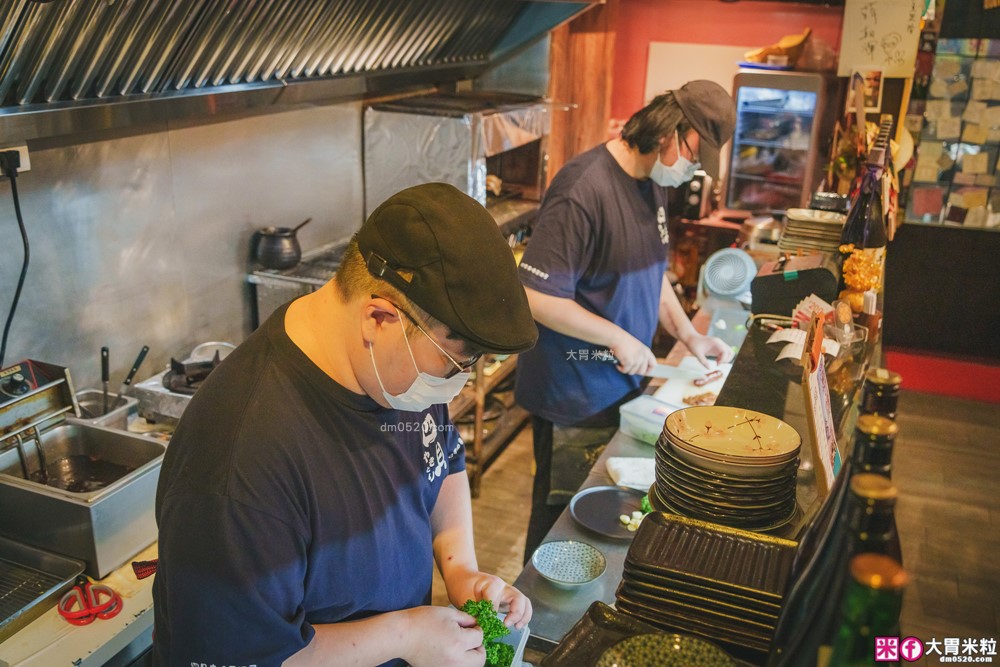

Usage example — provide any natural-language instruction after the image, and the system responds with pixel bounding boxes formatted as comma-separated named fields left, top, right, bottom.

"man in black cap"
left=153, top=183, right=537, bottom=667
left=515, top=80, right=737, bottom=561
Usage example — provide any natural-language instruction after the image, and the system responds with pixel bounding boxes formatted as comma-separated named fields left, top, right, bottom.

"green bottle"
left=827, top=553, right=907, bottom=667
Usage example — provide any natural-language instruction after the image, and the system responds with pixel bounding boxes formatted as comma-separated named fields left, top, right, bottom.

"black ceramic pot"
left=254, top=218, right=311, bottom=270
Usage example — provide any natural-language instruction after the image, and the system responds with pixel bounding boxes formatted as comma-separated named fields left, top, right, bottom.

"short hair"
left=335, top=236, right=477, bottom=356
left=620, top=91, right=693, bottom=154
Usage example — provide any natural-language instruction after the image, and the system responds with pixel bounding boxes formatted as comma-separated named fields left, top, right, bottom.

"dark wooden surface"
left=884, top=223, right=1000, bottom=360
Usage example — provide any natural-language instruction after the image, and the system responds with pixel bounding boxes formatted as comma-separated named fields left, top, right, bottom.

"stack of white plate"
left=651, top=406, right=801, bottom=532
left=778, top=208, right=845, bottom=254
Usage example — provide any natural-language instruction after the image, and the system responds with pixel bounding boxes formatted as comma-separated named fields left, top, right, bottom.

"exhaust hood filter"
left=0, top=0, right=525, bottom=108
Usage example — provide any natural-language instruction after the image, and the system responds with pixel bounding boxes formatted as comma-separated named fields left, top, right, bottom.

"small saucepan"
left=254, top=218, right=312, bottom=270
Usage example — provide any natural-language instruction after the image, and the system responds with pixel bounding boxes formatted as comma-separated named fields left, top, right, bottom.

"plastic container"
left=72, top=389, right=138, bottom=430
left=618, top=395, right=674, bottom=445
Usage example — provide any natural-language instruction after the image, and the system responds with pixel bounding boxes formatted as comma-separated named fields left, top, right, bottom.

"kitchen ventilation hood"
left=0, top=0, right=594, bottom=143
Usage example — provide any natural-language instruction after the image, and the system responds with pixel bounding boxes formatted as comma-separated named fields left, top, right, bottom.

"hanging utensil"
left=100, top=346, right=110, bottom=415
left=117, top=345, right=149, bottom=406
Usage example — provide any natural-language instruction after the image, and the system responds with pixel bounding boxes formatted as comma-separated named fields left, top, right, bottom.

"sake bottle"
left=839, top=149, right=888, bottom=301
left=827, top=553, right=908, bottom=667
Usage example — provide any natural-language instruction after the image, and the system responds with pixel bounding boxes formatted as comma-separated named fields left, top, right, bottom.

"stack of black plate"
left=651, top=406, right=801, bottom=532
left=616, top=512, right=799, bottom=660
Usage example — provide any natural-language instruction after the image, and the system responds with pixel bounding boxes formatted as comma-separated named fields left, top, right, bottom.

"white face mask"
left=649, top=130, right=700, bottom=187
left=369, top=316, right=471, bottom=412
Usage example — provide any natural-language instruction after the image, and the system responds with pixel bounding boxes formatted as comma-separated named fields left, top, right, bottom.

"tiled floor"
left=435, top=390, right=1000, bottom=664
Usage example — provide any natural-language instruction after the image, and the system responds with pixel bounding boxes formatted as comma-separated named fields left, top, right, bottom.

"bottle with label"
left=839, top=148, right=888, bottom=309
left=826, top=553, right=908, bottom=667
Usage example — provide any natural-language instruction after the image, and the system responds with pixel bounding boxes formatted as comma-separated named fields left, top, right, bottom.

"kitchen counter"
left=513, top=319, right=876, bottom=655
left=0, top=543, right=156, bottom=666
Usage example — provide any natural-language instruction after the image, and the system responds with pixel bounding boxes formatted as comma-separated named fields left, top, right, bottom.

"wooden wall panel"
left=546, top=0, right=619, bottom=185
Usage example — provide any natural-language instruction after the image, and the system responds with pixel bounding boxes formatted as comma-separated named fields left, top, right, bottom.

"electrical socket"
left=0, top=145, right=30, bottom=173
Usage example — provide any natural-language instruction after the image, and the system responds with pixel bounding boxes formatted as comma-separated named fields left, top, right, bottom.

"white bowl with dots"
left=531, top=540, right=606, bottom=588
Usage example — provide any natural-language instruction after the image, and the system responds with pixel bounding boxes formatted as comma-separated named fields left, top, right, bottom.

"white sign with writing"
left=838, top=0, right=923, bottom=77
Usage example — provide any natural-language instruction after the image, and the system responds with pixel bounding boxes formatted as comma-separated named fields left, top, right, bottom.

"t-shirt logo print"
left=421, top=413, right=447, bottom=481
left=657, top=206, right=669, bottom=245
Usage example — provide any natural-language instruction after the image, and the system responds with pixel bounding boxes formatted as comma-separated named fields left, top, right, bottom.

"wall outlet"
left=0, top=144, right=30, bottom=173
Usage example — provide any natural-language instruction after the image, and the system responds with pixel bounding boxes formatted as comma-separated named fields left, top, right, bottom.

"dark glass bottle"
left=860, top=368, right=902, bottom=420
left=839, top=151, right=888, bottom=297
left=767, top=461, right=855, bottom=667
left=845, top=474, right=900, bottom=560
left=851, top=415, right=898, bottom=479
left=827, top=554, right=908, bottom=667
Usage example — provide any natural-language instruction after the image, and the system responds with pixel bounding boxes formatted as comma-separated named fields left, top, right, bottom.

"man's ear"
left=362, top=297, right=402, bottom=341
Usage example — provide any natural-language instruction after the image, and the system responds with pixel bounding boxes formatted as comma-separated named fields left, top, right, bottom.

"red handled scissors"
left=57, top=575, right=123, bottom=625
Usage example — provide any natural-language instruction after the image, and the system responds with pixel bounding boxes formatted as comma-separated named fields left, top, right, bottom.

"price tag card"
left=936, top=117, right=962, bottom=139
left=962, top=152, right=989, bottom=174
left=963, top=100, right=987, bottom=123
left=962, top=124, right=990, bottom=144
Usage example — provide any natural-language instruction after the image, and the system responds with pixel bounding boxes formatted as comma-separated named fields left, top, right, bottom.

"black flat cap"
left=674, top=80, right=737, bottom=180
left=357, top=183, right=538, bottom=354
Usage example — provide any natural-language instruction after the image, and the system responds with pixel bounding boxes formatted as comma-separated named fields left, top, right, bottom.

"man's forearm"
left=283, top=611, right=410, bottom=667
left=524, top=287, right=625, bottom=349
left=658, top=274, right=697, bottom=345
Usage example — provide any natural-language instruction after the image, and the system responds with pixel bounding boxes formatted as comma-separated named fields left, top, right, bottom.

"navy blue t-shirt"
left=153, top=302, right=465, bottom=667
left=515, top=144, right=670, bottom=426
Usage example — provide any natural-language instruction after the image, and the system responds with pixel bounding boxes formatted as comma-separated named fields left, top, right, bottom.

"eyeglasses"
left=371, top=295, right=482, bottom=376
left=678, top=131, right=700, bottom=165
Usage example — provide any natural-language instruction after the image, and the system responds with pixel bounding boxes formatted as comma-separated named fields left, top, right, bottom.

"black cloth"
left=153, top=302, right=465, bottom=667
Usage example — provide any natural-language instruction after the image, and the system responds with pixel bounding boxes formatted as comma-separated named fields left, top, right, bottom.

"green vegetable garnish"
left=487, top=641, right=515, bottom=667
left=461, top=599, right=513, bottom=667
left=640, top=494, right=653, bottom=515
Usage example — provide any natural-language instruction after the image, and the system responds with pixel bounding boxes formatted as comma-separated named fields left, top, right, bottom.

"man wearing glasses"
left=153, top=183, right=537, bottom=667
left=515, top=80, right=738, bottom=562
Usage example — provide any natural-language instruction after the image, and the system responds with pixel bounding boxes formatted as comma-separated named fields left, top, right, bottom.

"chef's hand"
left=685, top=334, right=734, bottom=368
left=402, top=606, right=485, bottom=667
left=448, top=571, right=533, bottom=630
left=610, top=330, right=657, bottom=376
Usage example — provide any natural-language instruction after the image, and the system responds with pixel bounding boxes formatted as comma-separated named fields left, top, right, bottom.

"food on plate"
left=461, top=599, right=514, bottom=667
left=683, top=391, right=718, bottom=407
left=694, top=370, right=724, bottom=387
left=618, top=510, right=646, bottom=532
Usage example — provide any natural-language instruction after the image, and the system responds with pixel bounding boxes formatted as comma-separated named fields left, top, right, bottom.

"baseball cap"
left=673, top=80, right=737, bottom=180
left=357, top=183, right=538, bottom=354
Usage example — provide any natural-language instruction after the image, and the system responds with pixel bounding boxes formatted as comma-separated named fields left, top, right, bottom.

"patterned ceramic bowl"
left=596, top=632, right=736, bottom=667
left=531, top=540, right=606, bottom=588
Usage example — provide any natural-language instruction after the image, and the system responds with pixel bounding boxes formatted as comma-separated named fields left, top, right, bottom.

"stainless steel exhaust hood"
left=0, top=0, right=594, bottom=143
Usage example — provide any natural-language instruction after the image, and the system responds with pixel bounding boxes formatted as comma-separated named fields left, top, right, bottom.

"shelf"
left=448, top=354, right=518, bottom=423
left=736, top=139, right=810, bottom=151
left=465, top=403, right=530, bottom=497
left=739, top=104, right=815, bottom=116
left=731, top=172, right=803, bottom=185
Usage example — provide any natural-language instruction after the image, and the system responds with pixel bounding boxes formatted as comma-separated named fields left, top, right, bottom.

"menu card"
left=801, top=313, right=842, bottom=498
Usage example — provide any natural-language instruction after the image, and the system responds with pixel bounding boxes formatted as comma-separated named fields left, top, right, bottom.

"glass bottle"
left=850, top=415, right=898, bottom=479
left=845, top=473, right=900, bottom=560
left=860, top=368, right=902, bottom=420
left=839, top=149, right=888, bottom=304
left=827, top=553, right=908, bottom=667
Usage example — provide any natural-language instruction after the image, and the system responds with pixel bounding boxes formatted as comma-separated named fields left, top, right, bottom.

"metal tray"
left=541, top=601, right=659, bottom=667
left=0, top=535, right=85, bottom=643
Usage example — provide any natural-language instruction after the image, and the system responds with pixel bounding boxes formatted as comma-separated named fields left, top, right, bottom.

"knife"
left=101, top=346, right=110, bottom=415
left=117, top=345, right=149, bottom=406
